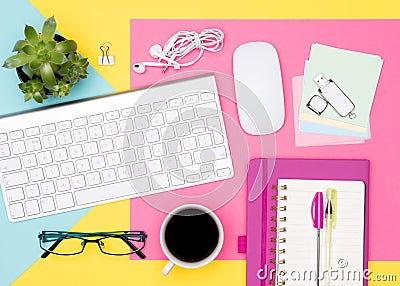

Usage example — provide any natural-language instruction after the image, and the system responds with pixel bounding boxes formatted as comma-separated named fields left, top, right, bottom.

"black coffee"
left=165, top=208, right=219, bottom=263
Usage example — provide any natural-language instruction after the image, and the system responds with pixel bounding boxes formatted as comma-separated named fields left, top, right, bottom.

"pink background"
left=130, top=20, right=400, bottom=261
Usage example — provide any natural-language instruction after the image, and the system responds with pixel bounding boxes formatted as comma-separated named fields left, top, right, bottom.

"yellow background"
left=13, top=0, right=400, bottom=285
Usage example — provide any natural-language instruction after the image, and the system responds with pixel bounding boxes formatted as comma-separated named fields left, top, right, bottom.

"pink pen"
left=311, top=192, right=324, bottom=286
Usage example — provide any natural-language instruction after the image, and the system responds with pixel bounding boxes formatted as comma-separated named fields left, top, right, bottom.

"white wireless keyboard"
left=0, top=74, right=234, bottom=222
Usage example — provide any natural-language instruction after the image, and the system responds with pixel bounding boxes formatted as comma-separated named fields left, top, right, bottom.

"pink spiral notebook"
left=243, top=158, right=369, bottom=286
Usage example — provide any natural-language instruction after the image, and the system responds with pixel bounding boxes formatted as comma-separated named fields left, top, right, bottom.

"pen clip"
left=311, top=192, right=324, bottom=229
left=326, top=189, right=337, bottom=228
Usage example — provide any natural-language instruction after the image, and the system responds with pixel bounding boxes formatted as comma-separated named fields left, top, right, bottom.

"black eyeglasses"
left=38, top=231, right=147, bottom=259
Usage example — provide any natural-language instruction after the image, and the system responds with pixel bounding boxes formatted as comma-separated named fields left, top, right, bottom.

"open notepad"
left=275, top=179, right=365, bottom=286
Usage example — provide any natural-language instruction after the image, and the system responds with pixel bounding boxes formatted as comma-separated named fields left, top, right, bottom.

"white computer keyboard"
left=0, top=74, right=234, bottom=222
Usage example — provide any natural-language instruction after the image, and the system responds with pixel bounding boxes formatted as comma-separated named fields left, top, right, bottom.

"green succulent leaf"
left=49, top=51, right=67, bottom=65
left=45, top=41, right=56, bottom=51
left=24, top=93, right=33, bottom=102
left=29, top=58, right=42, bottom=70
left=22, top=44, right=36, bottom=55
left=33, top=93, right=44, bottom=103
left=41, top=16, right=57, bottom=43
left=13, top=40, right=29, bottom=52
left=40, top=62, right=56, bottom=87
left=55, top=40, right=77, bottom=54
left=2, top=53, right=34, bottom=69
left=24, top=25, right=39, bottom=46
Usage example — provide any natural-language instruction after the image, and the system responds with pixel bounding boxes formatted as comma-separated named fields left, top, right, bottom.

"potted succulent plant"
left=2, top=16, right=89, bottom=103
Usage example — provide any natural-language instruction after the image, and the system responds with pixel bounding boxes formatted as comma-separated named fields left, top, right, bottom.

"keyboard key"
left=186, top=174, right=200, bottom=183
left=71, top=175, right=86, bottom=189
left=132, top=162, right=147, bottom=177
left=122, top=149, right=136, bottom=163
left=9, top=203, right=25, bottom=219
left=30, top=168, right=44, bottom=182
left=206, top=116, right=222, bottom=132
left=193, top=146, right=227, bottom=164
left=120, top=118, right=134, bottom=132
left=148, top=159, right=163, bottom=173
left=99, top=138, right=114, bottom=152
left=9, top=130, right=24, bottom=140
left=195, top=102, right=218, bottom=118
left=3, top=171, right=29, bottom=187
left=178, top=153, right=193, bottom=167
left=130, top=132, right=145, bottom=146
left=146, top=129, right=160, bottom=143
left=0, top=157, right=22, bottom=173
left=182, top=137, right=198, bottom=151
left=105, top=110, right=120, bottom=121
left=104, top=121, right=119, bottom=136
left=25, top=200, right=40, bottom=216
left=200, top=92, right=215, bottom=101
left=58, top=131, right=73, bottom=146
left=60, top=162, right=75, bottom=176
left=167, top=139, right=182, bottom=154
left=56, top=193, right=75, bottom=209
left=73, top=117, right=88, bottom=127
left=150, top=113, right=165, bottom=127
left=38, top=150, right=53, bottom=165
left=42, top=123, right=56, bottom=134
left=137, top=146, right=151, bottom=160
left=169, top=98, right=183, bottom=108
left=42, top=134, right=57, bottom=148
left=197, top=133, right=213, bottom=148
left=117, top=166, right=132, bottom=180
left=163, top=156, right=178, bottom=170
left=88, top=125, right=103, bottom=139
left=160, top=126, right=175, bottom=140
left=176, top=123, right=191, bottom=137
left=73, top=128, right=88, bottom=142
left=11, top=141, right=26, bottom=155
left=106, top=152, right=121, bottom=167
left=153, top=101, right=167, bottom=111
left=68, top=145, right=84, bottom=159
left=121, top=108, right=135, bottom=117
left=90, top=114, right=104, bottom=124
left=134, top=115, right=149, bottom=130
left=26, top=137, right=42, bottom=152
left=45, top=165, right=60, bottom=179
left=25, top=127, right=40, bottom=137
left=0, top=144, right=11, bottom=158
left=102, top=169, right=117, bottom=183
left=92, top=155, right=106, bottom=170
left=84, top=142, right=99, bottom=156
left=75, top=158, right=91, bottom=173
left=180, top=107, right=195, bottom=120
left=25, top=184, right=40, bottom=198
left=41, top=181, right=56, bottom=195
left=137, top=104, right=152, bottom=114
left=191, top=120, right=206, bottom=134
left=211, top=130, right=224, bottom=145
left=114, top=135, right=129, bottom=149
left=165, top=110, right=179, bottom=124
left=57, top=120, right=72, bottom=130
left=0, top=133, right=8, bottom=142
left=184, top=94, right=199, bottom=104
left=6, top=187, right=25, bottom=202
left=201, top=164, right=215, bottom=180
left=216, top=167, right=231, bottom=177
left=56, top=178, right=71, bottom=192
left=151, top=173, right=170, bottom=190
left=22, top=154, right=37, bottom=168
left=53, top=148, right=68, bottom=162
left=40, top=197, right=56, bottom=213
left=86, top=172, right=102, bottom=186
left=152, top=143, right=166, bottom=157
left=170, top=170, right=185, bottom=186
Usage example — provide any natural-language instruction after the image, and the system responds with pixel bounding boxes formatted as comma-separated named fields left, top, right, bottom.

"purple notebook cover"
left=246, top=158, right=369, bottom=286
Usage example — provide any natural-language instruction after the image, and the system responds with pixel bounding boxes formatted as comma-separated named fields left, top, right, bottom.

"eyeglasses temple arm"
left=41, top=239, right=63, bottom=259
left=120, top=236, right=146, bottom=259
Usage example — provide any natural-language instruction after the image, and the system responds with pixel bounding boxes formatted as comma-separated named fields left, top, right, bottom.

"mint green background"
left=0, top=1, right=114, bottom=284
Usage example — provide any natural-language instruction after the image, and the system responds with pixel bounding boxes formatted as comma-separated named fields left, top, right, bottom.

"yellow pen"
left=325, top=189, right=337, bottom=286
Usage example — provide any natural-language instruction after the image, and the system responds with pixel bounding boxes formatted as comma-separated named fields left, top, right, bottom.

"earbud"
left=132, top=44, right=180, bottom=74
left=132, top=62, right=166, bottom=74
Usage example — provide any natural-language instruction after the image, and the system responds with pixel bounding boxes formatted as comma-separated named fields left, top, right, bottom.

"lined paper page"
left=275, top=179, right=365, bottom=286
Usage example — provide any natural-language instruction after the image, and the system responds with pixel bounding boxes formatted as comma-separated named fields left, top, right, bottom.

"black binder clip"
left=98, top=42, right=114, bottom=66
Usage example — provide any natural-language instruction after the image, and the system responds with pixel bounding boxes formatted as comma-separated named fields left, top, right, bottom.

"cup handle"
left=162, top=260, right=175, bottom=275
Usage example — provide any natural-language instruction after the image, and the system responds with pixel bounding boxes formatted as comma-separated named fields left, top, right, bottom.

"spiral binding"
left=270, top=184, right=288, bottom=285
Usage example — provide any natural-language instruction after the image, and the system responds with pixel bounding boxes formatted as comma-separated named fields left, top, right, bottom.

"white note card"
left=275, top=179, right=365, bottom=286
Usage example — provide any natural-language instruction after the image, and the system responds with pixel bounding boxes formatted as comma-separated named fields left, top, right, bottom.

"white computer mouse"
left=233, top=42, right=285, bottom=135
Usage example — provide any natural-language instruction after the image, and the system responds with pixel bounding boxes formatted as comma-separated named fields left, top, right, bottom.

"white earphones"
left=132, top=29, right=224, bottom=74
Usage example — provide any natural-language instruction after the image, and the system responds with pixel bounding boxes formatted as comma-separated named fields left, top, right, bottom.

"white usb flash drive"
left=312, top=74, right=355, bottom=118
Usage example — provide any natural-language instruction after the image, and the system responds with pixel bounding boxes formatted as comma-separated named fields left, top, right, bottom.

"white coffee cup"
left=160, top=204, right=224, bottom=275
